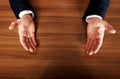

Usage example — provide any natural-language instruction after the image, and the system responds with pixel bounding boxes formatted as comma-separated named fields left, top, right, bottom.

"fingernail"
left=9, top=27, right=12, bottom=30
left=8, top=27, right=11, bottom=30
left=89, top=52, right=93, bottom=56
left=93, top=51, right=97, bottom=55
left=89, top=53, right=92, bottom=56
left=29, top=48, right=34, bottom=52
left=86, top=52, right=92, bottom=56
left=111, top=30, right=116, bottom=34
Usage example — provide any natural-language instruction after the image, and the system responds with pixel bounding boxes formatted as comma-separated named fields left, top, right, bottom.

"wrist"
left=21, top=14, right=34, bottom=24
left=87, top=17, right=102, bottom=23
left=22, top=14, right=33, bottom=20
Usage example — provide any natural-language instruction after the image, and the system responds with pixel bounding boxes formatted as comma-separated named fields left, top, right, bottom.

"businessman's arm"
left=83, top=0, right=110, bottom=19
left=9, top=0, right=34, bottom=18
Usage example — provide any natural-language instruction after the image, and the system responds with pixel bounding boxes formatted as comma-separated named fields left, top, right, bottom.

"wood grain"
left=0, top=0, right=120, bottom=79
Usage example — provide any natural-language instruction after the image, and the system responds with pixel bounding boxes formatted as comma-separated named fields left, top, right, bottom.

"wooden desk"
left=0, top=0, right=120, bottom=79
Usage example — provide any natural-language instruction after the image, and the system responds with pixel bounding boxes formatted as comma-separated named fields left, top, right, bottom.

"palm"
left=9, top=15, right=37, bottom=52
left=86, top=18, right=116, bottom=56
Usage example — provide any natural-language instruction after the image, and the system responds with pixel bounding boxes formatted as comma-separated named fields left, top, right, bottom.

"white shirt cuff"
left=86, top=15, right=102, bottom=23
left=19, top=10, right=34, bottom=18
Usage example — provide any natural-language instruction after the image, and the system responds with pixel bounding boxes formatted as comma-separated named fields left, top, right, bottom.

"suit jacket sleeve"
left=83, top=0, right=110, bottom=20
left=9, top=0, right=34, bottom=19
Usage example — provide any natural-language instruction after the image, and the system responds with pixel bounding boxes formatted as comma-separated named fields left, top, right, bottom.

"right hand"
left=9, top=14, right=37, bottom=52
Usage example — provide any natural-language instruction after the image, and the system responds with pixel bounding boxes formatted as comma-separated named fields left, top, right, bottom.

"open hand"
left=86, top=18, right=116, bottom=55
left=9, top=14, right=37, bottom=52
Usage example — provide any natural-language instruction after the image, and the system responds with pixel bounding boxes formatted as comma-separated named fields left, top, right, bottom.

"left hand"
left=85, top=18, right=116, bottom=56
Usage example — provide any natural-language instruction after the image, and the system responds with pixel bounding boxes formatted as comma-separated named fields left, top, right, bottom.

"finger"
left=24, top=36, right=34, bottom=53
left=28, top=34, right=36, bottom=52
left=89, top=39, right=96, bottom=55
left=93, top=32, right=104, bottom=54
left=19, top=36, right=29, bottom=51
left=86, top=39, right=93, bottom=55
left=85, top=38, right=89, bottom=50
left=9, top=19, right=20, bottom=30
left=93, top=38, right=103, bottom=54
left=19, top=33, right=34, bottom=52
left=87, top=40, right=94, bottom=56
left=26, top=32, right=36, bottom=52
left=29, top=22, right=37, bottom=46
left=93, top=39, right=98, bottom=54
left=27, top=38, right=34, bottom=52
left=105, top=22, right=116, bottom=34
left=29, top=32, right=37, bottom=46
left=28, top=37, right=36, bottom=52
left=18, top=31, right=29, bottom=51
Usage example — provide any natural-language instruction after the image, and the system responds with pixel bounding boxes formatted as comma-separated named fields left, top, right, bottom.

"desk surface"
left=0, top=0, right=120, bottom=79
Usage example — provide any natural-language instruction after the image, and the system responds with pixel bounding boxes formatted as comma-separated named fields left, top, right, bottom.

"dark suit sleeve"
left=83, top=0, right=110, bottom=20
left=9, top=0, right=34, bottom=19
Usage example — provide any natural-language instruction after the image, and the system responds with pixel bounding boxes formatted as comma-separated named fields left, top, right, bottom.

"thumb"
left=105, top=22, right=116, bottom=34
left=9, top=19, right=20, bottom=30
